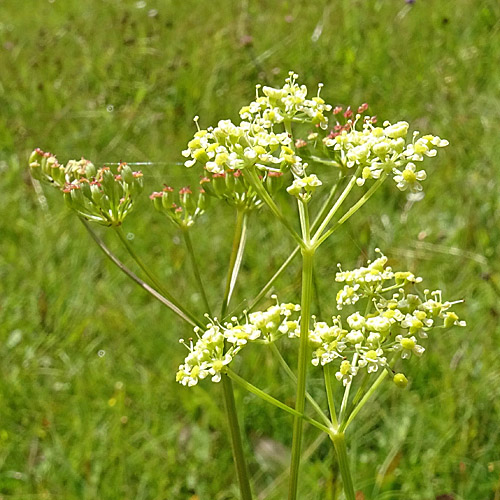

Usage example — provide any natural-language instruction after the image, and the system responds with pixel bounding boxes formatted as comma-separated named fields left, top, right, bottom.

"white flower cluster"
left=182, top=120, right=296, bottom=175
left=323, top=117, right=448, bottom=192
left=286, top=174, right=322, bottom=201
left=239, top=72, right=332, bottom=130
left=176, top=299, right=300, bottom=387
left=181, top=73, right=335, bottom=205
left=305, top=251, right=465, bottom=385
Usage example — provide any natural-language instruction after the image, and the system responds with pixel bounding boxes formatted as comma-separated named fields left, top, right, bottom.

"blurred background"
left=1, top=0, right=499, bottom=498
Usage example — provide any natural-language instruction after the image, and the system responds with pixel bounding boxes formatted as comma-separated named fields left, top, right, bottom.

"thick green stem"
left=113, top=225, right=203, bottom=328
left=221, top=209, right=248, bottom=318
left=226, top=368, right=331, bottom=435
left=182, top=227, right=211, bottom=314
left=81, top=219, right=200, bottom=328
left=288, top=247, right=315, bottom=500
left=222, top=375, right=253, bottom=500
left=331, top=432, right=356, bottom=500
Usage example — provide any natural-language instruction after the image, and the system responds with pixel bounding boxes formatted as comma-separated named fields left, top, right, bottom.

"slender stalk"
left=222, top=375, right=253, bottom=500
left=297, top=200, right=310, bottom=241
left=221, top=209, right=248, bottom=318
left=312, top=170, right=360, bottom=245
left=269, top=343, right=332, bottom=429
left=340, top=369, right=388, bottom=433
left=258, top=433, right=328, bottom=500
left=80, top=219, right=200, bottom=328
left=246, top=247, right=300, bottom=312
left=113, top=225, right=203, bottom=327
left=331, top=433, right=356, bottom=500
left=338, top=353, right=359, bottom=425
left=226, top=369, right=332, bottom=435
left=314, top=175, right=387, bottom=249
left=220, top=208, right=253, bottom=499
left=288, top=247, right=315, bottom=500
left=245, top=176, right=341, bottom=313
left=182, top=227, right=211, bottom=314
left=323, top=364, right=339, bottom=430
left=244, top=168, right=304, bottom=248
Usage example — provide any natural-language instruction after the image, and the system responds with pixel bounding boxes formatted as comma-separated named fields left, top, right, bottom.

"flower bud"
left=119, top=164, right=135, bottom=185
left=199, top=177, right=214, bottom=197
left=393, top=373, right=408, bottom=388
left=100, top=167, right=116, bottom=199
left=90, top=181, right=104, bottom=205
left=212, top=172, right=228, bottom=197
left=79, top=178, right=92, bottom=200
left=179, top=187, right=196, bottom=213
left=161, top=186, right=174, bottom=209
left=232, top=170, right=246, bottom=195
left=149, top=192, right=164, bottom=212
left=197, top=189, right=208, bottom=211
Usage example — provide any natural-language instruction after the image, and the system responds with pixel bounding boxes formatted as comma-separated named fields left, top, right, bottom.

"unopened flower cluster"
left=150, top=185, right=207, bottom=228
left=29, top=148, right=143, bottom=226
left=176, top=299, right=300, bottom=387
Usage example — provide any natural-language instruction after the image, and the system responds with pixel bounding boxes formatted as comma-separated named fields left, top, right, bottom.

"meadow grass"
left=0, top=0, right=499, bottom=498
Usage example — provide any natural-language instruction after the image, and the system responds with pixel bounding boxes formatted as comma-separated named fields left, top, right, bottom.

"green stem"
left=269, top=343, right=333, bottom=429
left=114, top=225, right=203, bottom=328
left=298, top=200, right=310, bottom=241
left=222, top=375, right=253, bottom=500
left=245, top=168, right=304, bottom=248
left=312, top=169, right=360, bottom=245
left=80, top=219, right=200, bottom=328
left=323, top=364, right=339, bottom=430
left=219, top=209, right=253, bottom=499
left=221, top=209, right=248, bottom=318
left=226, top=369, right=331, bottom=435
left=331, top=432, right=356, bottom=500
left=246, top=247, right=300, bottom=313
left=182, top=227, right=211, bottom=314
left=314, top=175, right=387, bottom=249
left=338, top=353, right=359, bottom=425
left=340, top=369, right=388, bottom=433
left=288, top=247, right=315, bottom=500
left=244, top=176, right=340, bottom=313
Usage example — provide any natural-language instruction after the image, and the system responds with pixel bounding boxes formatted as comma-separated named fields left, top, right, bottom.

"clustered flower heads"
left=176, top=298, right=301, bottom=387
left=323, top=116, right=448, bottom=192
left=29, top=148, right=143, bottom=226
left=178, top=252, right=465, bottom=389
left=181, top=71, right=448, bottom=208
left=309, top=250, right=465, bottom=386
left=181, top=73, right=331, bottom=206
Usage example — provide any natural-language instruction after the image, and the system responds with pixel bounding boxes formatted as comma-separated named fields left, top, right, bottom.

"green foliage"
left=1, top=0, right=499, bottom=498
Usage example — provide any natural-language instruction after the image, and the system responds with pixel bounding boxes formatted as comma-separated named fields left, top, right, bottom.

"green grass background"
left=1, top=0, right=499, bottom=498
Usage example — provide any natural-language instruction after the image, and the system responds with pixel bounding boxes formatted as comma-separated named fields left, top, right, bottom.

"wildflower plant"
left=30, top=71, right=464, bottom=500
